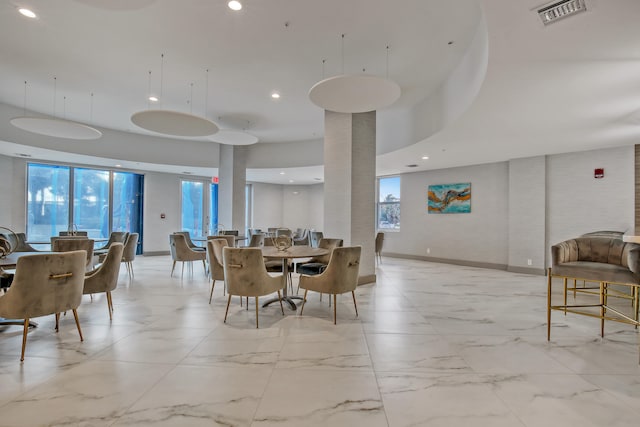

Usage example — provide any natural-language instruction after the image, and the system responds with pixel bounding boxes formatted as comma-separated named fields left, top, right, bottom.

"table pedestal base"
left=263, top=295, right=303, bottom=310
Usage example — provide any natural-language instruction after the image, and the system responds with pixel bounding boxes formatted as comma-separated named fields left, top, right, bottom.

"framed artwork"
left=428, top=183, right=471, bottom=214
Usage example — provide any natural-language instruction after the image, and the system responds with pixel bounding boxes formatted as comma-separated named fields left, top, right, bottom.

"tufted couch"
left=547, top=235, right=640, bottom=343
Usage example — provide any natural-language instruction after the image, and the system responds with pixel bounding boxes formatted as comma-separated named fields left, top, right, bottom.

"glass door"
left=181, top=179, right=218, bottom=239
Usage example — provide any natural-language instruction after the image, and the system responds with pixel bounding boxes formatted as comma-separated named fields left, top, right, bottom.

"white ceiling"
left=1, top=0, right=640, bottom=184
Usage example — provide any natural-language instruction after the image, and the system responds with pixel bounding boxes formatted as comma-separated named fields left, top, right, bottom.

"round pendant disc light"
left=10, top=116, right=102, bottom=140
left=309, top=74, right=401, bottom=113
left=131, top=110, right=219, bottom=137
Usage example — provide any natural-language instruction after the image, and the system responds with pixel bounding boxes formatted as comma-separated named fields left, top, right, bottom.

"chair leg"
left=352, top=291, right=358, bottom=318
left=171, top=260, right=176, bottom=276
left=209, top=280, right=216, bottom=304
left=107, top=291, right=113, bottom=321
left=224, top=294, right=232, bottom=323
left=20, top=318, right=29, bottom=361
left=277, top=290, right=285, bottom=315
left=300, top=289, right=308, bottom=315
left=72, top=309, right=84, bottom=342
left=181, top=262, right=185, bottom=279
left=333, top=294, right=337, bottom=325
left=128, top=262, right=134, bottom=279
left=255, top=297, right=259, bottom=329
left=202, top=259, right=207, bottom=275
left=55, top=312, right=60, bottom=332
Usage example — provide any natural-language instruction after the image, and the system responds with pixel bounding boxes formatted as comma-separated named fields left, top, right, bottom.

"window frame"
left=376, top=175, right=401, bottom=231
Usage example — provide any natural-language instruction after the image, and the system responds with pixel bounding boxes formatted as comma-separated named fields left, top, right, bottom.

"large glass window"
left=377, top=176, right=400, bottom=230
left=27, top=163, right=144, bottom=251
left=181, top=180, right=205, bottom=237
left=27, top=164, right=70, bottom=241
left=209, top=182, right=219, bottom=235
left=73, top=168, right=110, bottom=238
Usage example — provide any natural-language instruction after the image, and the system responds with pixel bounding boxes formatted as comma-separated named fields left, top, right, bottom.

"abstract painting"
left=428, top=183, right=471, bottom=213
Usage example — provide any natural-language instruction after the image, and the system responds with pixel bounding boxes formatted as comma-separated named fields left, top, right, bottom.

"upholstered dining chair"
left=13, top=233, right=39, bottom=252
left=299, top=246, right=361, bottom=324
left=174, top=231, right=206, bottom=252
left=207, top=234, right=235, bottom=248
left=83, top=242, right=123, bottom=320
left=206, top=238, right=228, bottom=303
left=375, top=232, right=385, bottom=264
left=52, top=238, right=94, bottom=270
left=247, top=233, right=264, bottom=248
left=169, top=233, right=207, bottom=278
left=296, top=238, right=344, bottom=276
left=293, top=229, right=309, bottom=246
left=223, top=247, right=285, bottom=328
left=276, top=228, right=292, bottom=237
left=59, top=231, right=88, bottom=236
left=121, top=233, right=138, bottom=279
left=309, top=231, right=323, bottom=248
left=0, top=250, right=86, bottom=361
left=94, top=231, right=128, bottom=254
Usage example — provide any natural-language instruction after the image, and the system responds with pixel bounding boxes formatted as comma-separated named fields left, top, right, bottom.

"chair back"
left=317, top=246, right=361, bottom=294
left=310, top=231, right=324, bottom=247
left=52, top=238, right=94, bottom=268
left=169, top=233, right=205, bottom=262
left=375, top=232, right=385, bottom=253
left=174, top=231, right=199, bottom=249
left=14, top=233, right=39, bottom=252
left=276, top=228, right=292, bottom=237
left=223, top=247, right=282, bottom=297
left=207, top=238, right=228, bottom=281
left=248, top=233, right=264, bottom=247
left=0, top=251, right=86, bottom=319
left=122, top=233, right=139, bottom=262
left=208, top=235, right=235, bottom=247
left=293, top=229, right=309, bottom=246
left=83, top=242, right=124, bottom=295
left=313, top=238, right=343, bottom=264
left=59, top=231, right=88, bottom=236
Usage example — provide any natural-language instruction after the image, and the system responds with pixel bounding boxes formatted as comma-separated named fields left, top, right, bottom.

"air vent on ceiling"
left=538, top=0, right=586, bottom=25
left=406, top=164, right=418, bottom=168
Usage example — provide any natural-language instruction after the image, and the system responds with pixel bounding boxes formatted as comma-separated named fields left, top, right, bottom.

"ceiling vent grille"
left=538, top=0, right=586, bottom=25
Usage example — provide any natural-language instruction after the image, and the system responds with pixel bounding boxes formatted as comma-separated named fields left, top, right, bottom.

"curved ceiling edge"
left=377, top=9, right=489, bottom=156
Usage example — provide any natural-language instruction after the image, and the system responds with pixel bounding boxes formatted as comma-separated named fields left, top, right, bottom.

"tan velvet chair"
left=299, top=246, right=361, bottom=324
left=0, top=250, right=86, bottom=361
left=247, top=233, right=264, bottom=247
left=174, top=231, right=206, bottom=252
left=13, top=233, right=39, bottom=252
left=276, top=228, right=292, bottom=238
left=208, top=235, right=235, bottom=247
left=83, top=242, right=123, bottom=320
left=223, top=247, right=285, bottom=328
left=206, top=238, right=228, bottom=303
left=296, top=238, right=344, bottom=276
left=59, top=231, right=88, bottom=236
left=94, top=231, right=128, bottom=254
left=52, top=238, right=94, bottom=270
left=121, top=233, right=139, bottom=279
left=169, top=233, right=206, bottom=278
left=375, top=232, right=384, bottom=264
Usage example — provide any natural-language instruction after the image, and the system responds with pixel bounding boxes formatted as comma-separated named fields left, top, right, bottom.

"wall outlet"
left=427, top=248, right=430, bottom=254
left=527, top=259, right=532, bottom=266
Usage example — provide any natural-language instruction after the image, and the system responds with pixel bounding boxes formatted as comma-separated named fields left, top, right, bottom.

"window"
left=27, top=163, right=144, bottom=252
left=181, top=179, right=219, bottom=236
left=377, top=176, right=400, bottom=230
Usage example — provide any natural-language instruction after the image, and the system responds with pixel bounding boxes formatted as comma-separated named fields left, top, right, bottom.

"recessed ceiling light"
left=271, top=92, right=281, bottom=99
left=115, top=164, right=122, bottom=168
left=289, top=179, right=294, bottom=183
left=279, top=171, right=285, bottom=175
left=228, top=1, right=242, bottom=11
left=422, top=156, right=429, bottom=160
left=148, top=96, right=158, bottom=102
left=18, top=8, right=36, bottom=18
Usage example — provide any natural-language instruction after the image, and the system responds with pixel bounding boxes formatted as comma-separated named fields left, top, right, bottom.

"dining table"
left=261, top=245, right=329, bottom=310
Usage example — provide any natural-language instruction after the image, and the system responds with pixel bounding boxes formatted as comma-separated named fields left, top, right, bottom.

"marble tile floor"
left=0, top=255, right=639, bottom=426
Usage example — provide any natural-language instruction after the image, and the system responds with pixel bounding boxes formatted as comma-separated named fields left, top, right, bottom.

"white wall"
left=251, top=182, right=284, bottom=230
left=0, top=155, right=13, bottom=227
left=252, top=182, right=324, bottom=232
left=546, top=146, right=634, bottom=249
left=143, top=171, right=181, bottom=253
left=384, top=162, right=509, bottom=267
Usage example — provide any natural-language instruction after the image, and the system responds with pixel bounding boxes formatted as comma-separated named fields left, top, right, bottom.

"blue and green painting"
left=428, top=183, right=471, bottom=213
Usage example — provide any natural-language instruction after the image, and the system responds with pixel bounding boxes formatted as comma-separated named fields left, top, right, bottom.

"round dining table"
left=261, top=245, right=329, bottom=310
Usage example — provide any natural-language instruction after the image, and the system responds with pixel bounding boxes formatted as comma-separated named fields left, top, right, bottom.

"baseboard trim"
left=383, top=252, right=507, bottom=271
left=357, top=274, right=376, bottom=285
left=507, top=266, right=546, bottom=275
